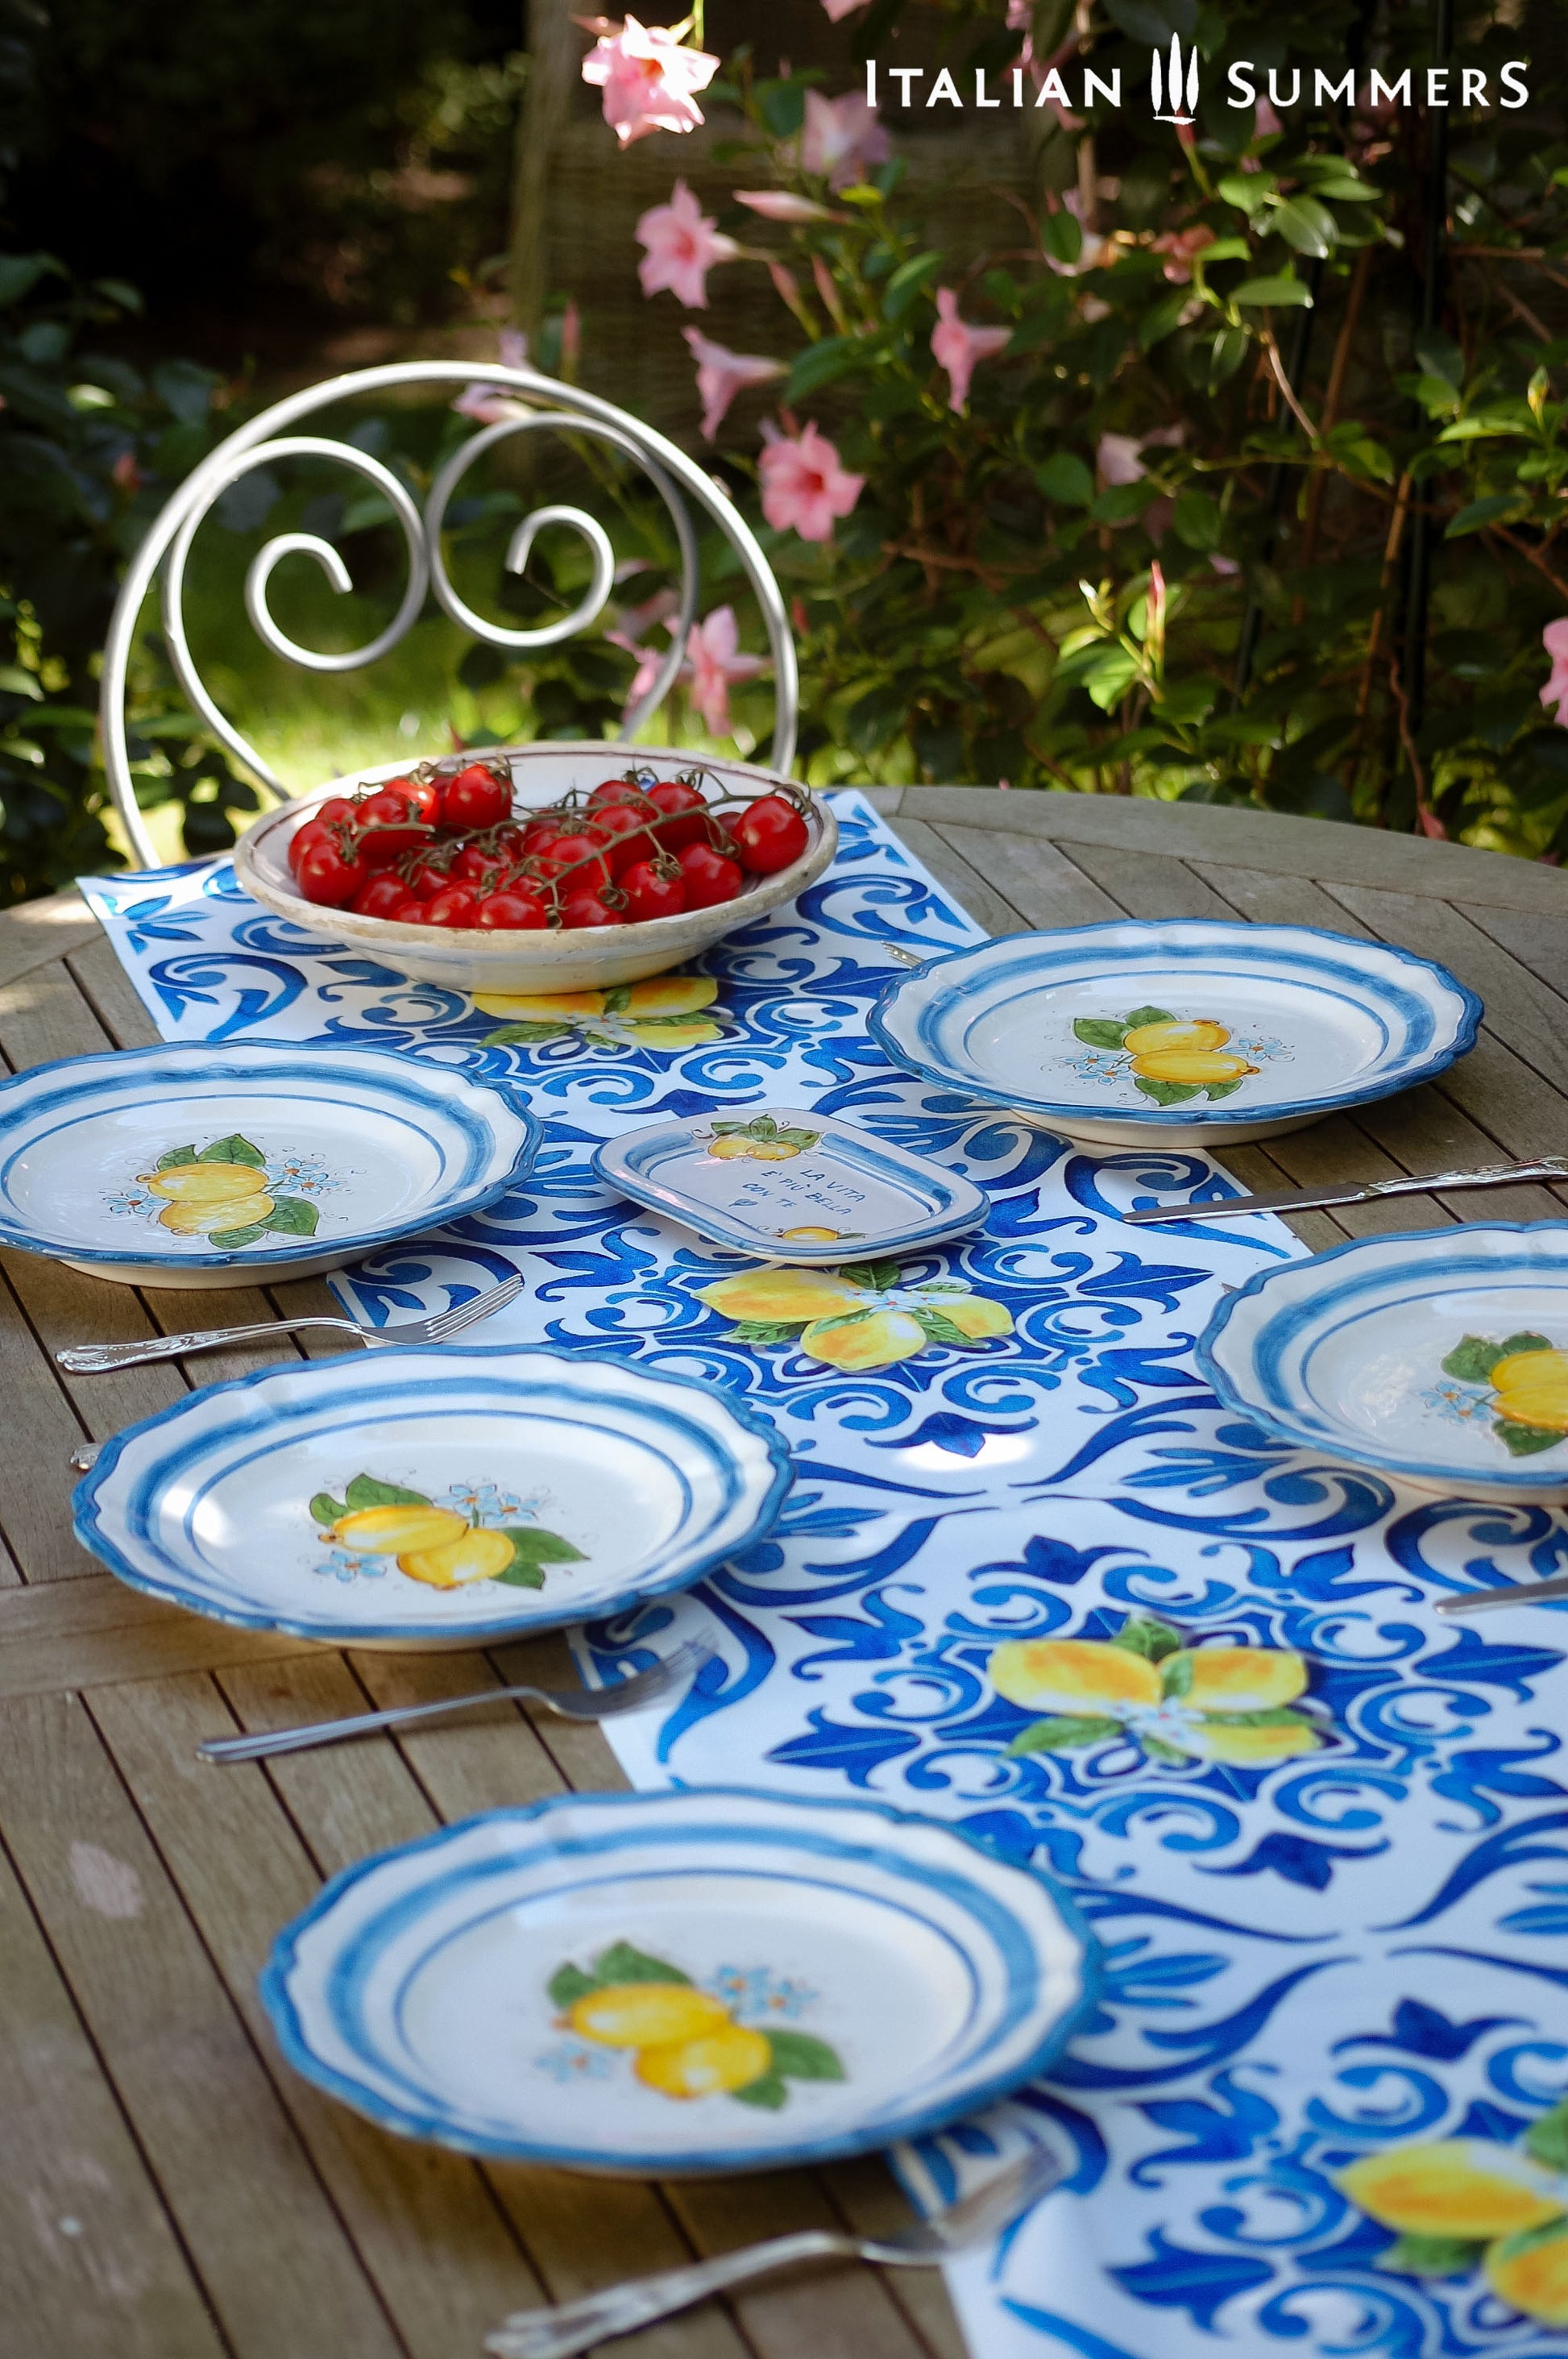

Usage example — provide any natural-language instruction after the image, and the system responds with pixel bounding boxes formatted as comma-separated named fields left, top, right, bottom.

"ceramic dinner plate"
left=260, top=1787, right=1097, bottom=2174
left=1201, top=1224, right=1568, bottom=1501
left=592, top=1106, right=989, bottom=1265
left=74, top=1344, right=792, bottom=1647
left=0, top=1040, right=539, bottom=1287
left=871, top=921, right=1481, bottom=1146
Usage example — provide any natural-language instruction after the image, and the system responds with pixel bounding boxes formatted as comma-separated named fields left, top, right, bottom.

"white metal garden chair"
left=98, top=360, right=799, bottom=868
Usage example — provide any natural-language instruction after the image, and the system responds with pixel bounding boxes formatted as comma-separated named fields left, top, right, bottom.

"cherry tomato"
left=355, top=784, right=431, bottom=870
left=405, top=855, right=457, bottom=901
left=287, top=817, right=330, bottom=874
left=619, top=860, right=686, bottom=923
left=438, top=762, right=512, bottom=832
left=424, top=884, right=482, bottom=928
left=560, top=890, right=624, bottom=929
left=475, top=888, right=548, bottom=931
left=532, top=832, right=610, bottom=888
left=296, top=834, right=370, bottom=907
left=317, top=795, right=359, bottom=830
left=521, top=819, right=566, bottom=855
left=351, top=873, right=415, bottom=919
left=730, top=794, right=809, bottom=876
left=678, top=841, right=744, bottom=910
left=587, top=804, right=657, bottom=876
left=453, top=841, right=512, bottom=887
left=390, top=775, right=442, bottom=823
left=644, top=778, right=710, bottom=851
left=587, top=777, right=657, bottom=812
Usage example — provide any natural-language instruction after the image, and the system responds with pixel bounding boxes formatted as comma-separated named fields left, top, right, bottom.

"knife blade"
left=1122, top=1156, right=1568, bottom=1224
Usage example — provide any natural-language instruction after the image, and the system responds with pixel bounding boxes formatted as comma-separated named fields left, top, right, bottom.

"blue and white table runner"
left=81, top=793, right=1568, bottom=2359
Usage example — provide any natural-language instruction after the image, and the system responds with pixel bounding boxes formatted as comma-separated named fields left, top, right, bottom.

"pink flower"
left=1150, top=225, right=1211, bottom=284
left=819, top=0, right=871, bottom=19
left=758, top=422, right=864, bottom=543
left=681, top=605, right=767, bottom=735
left=1209, top=551, right=1241, bottom=577
left=1097, top=433, right=1147, bottom=487
left=636, top=180, right=740, bottom=308
left=930, top=287, right=1010, bottom=412
left=1541, top=618, right=1568, bottom=724
left=453, top=329, right=531, bottom=423
left=682, top=327, right=786, bottom=441
left=733, top=189, right=838, bottom=223
left=799, top=90, right=890, bottom=189
left=1255, top=97, right=1283, bottom=139
left=581, top=15, right=720, bottom=147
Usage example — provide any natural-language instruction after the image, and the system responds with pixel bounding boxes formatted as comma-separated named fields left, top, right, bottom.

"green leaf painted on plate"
left=156, top=1144, right=197, bottom=1169
left=767, top=2030, right=846, bottom=2082
left=493, top=1562, right=545, bottom=1589
left=199, top=1132, right=265, bottom=1167
left=259, top=1195, right=320, bottom=1237
left=1495, top=1417, right=1566, bottom=1457
left=503, top=1527, right=585, bottom=1572
left=729, top=2070, right=790, bottom=2109
left=343, top=1473, right=432, bottom=1510
left=1132, top=1077, right=1204, bottom=1106
left=207, top=1221, right=268, bottom=1248
left=547, top=1962, right=599, bottom=2010
left=309, top=1492, right=346, bottom=1526
left=1122, top=1006, right=1176, bottom=1029
left=1202, top=1078, right=1246, bottom=1102
left=591, top=1942, right=691, bottom=1987
left=1072, top=1017, right=1130, bottom=1049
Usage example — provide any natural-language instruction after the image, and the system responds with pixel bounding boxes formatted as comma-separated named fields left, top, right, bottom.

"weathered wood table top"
left=6, top=787, right=1568, bottom=2359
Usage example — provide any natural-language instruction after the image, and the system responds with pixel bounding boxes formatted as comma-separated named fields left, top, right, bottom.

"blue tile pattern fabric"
left=80, top=795, right=1568, bottom=2358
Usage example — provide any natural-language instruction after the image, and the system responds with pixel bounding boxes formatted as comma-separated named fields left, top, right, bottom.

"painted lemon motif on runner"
left=1068, top=1007, right=1267, bottom=1107
left=309, top=1473, right=584, bottom=1591
left=479, top=975, right=725, bottom=1052
left=1436, top=1332, right=1568, bottom=1456
left=991, top=1614, right=1321, bottom=1768
left=545, top=1941, right=844, bottom=2108
left=698, top=1258, right=1013, bottom=1373
left=1338, top=2105, right=1568, bottom=2324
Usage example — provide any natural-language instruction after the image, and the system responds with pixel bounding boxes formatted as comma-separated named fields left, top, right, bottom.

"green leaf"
left=482, top=1021, right=571, bottom=1046
left=156, top=1145, right=197, bottom=1169
left=592, top=1941, right=691, bottom=1987
left=841, top=1261, right=901, bottom=1292
left=1524, top=2099, right=1568, bottom=2173
left=1073, top=1017, right=1130, bottom=1049
left=344, top=1473, right=432, bottom=1511
left=912, top=1310, right=980, bottom=1348
left=1203, top=1079, right=1245, bottom=1102
left=198, top=1133, right=265, bottom=1168
left=260, top=1196, right=321, bottom=1238
left=503, top=1527, right=586, bottom=1568
left=0, top=255, right=50, bottom=307
left=749, top=1115, right=779, bottom=1136
left=1036, top=452, right=1094, bottom=507
left=1441, top=1335, right=1515, bottom=1384
left=1138, top=293, right=1190, bottom=353
left=309, top=1492, right=346, bottom=1527
left=1483, top=2216, right=1568, bottom=2268
left=1269, top=196, right=1338, bottom=259
left=1113, top=1615, right=1183, bottom=1662
left=1142, top=1736, right=1189, bottom=1765
left=1039, top=210, right=1083, bottom=269
left=786, top=337, right=863, bottom=405
left=1200, top=1707, right=1313, bottom=1730
left=1006, top=1714, right=1123, bottom=1756
left=601, top=985, right=634, bottom=1015
left=767, top=2030, right=846, bottom=2083
left=1445, top=493, right=1524, bottom=539
left=728, top=1319, right=811, bottom=1344
left=1122, top=1006, right=1176, bottom=1029
left=1383, top=2232, right=1490, bottom=2278
left=1232, top=274, right=1313, bottom=309
left=493, top=1562, right=546, bottom=1589
left=1172, top=490, right=1223, bottom=551
left=0, top=665, right=42, bottom=700
left=547, top=1962, right=599, bottom=2011
left=207, top=1223, right=268, bottom=1249
left=882, top=251, right=943, bottom=321
left=775, top=1129, right=820, bottom=1149
left=1162, top=1651, right=1195, bottom=1698
left=1192, top=238, right=1251, bottom=266
left=730, top=2070, right=789, bottom=2109
left=1133, top=1078, right=1204, bottom=1106
left=1495, top=1418, right=1566, bottom=1458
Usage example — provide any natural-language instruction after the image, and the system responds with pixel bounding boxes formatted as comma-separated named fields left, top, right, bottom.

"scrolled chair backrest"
left=100, top=359, right=799, bottom=868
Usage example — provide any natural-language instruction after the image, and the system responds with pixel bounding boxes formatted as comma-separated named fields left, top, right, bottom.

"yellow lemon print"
left=624, top=978, right=720, bottom=1018
left=157, top=1191, right=274, bottom=1234
left=473, top=987, right=611, bottom=1021
left=990, top=1638, right=1162, bottom=1715
left=1130, top=1047, right=1256, bottom=1086
left=779, top=1227, right=845, bottom=1243
left=145, top=1160, right=274, bottom=1204
left=1492, top=1346, right=1568, bottom=1434
left=568, top=1982, right=732, bottom=2050
left=1182, top=1717, right=1321, bottom=1764
left=699, top=1269, right=866, bottom=1324
left=1121, top=1020, right=1231, bottom=1056
left=708, top=1136, right=759, bottom=1160
left=331, top=1504, right=470, bottom=1554
left=635, top=2024, right=774, bottom=2099
left=1183, top=1646, right=1308, bottom=1711
left=397, top=1526, right=518, bottom=1589
left=1487, top=2220, right=1568, bottom=2325
left=800, top=1307, right=929, bottom=1371
left=1339, top=2143, right=1564, bottom=2240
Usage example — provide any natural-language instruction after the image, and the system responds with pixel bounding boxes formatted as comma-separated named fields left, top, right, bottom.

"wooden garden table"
left=6, top=785, right=1568, bottom=2359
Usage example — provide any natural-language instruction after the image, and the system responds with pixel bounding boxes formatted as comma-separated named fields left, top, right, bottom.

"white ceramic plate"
left=0, top=1040, right=538, bottom=1288
left=871, top=921, right=1482, bottom=1146
left=74, top=1344, right=792, bottom=1646
left=592, top=1106, right=989, bottom=1265
left=1201, top=1224, right=1568, bottom=1501
left=260, top=1787, right=1097, bottom=2174
left=233, top=744, right=837, bottom=994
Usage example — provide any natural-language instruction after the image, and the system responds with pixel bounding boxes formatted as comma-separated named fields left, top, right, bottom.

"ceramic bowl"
left=260, top=1786, right=1097, bottom=2174
left=1201, top=1223, right=1568, bottom=1501
left=0, top=1040, right=538, bottom=1289
left=870, top=920, right=1481, bottom=1147
left=232, top=742, right=837, bottom=994
left=75, top=1343, right=793, bottom=1647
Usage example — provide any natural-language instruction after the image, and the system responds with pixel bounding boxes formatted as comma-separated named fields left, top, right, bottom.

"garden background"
left=4, top=0, right=1568, bottom=902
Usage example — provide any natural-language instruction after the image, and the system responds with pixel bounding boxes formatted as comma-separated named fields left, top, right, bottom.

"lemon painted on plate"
left=331, top=1504, right=469, bottom=1555
left=1121, top=1020, right=1231, bottom=1055
left=567, top=1983, right=732, bottom=2050
left=634, top=2024, right=774, bottom=2099
left=396, top=1526, right=517, bottom=1589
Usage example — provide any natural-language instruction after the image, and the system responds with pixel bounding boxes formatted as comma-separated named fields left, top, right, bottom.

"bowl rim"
left=232, top=741, right=835, bottom=952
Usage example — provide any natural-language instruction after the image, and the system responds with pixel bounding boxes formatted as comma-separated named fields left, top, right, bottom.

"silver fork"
left=56, top=1271, right=524, bottom=1373
left=1437, top=1577, right=1568, bottom=1615
left=484, top=2145, right=1064, bottom=2359
left=197, top=1641, right=714, bottom=1763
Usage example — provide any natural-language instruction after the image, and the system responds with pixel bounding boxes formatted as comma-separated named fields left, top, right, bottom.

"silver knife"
left=1122, top=1155, right=1568, bottom=1224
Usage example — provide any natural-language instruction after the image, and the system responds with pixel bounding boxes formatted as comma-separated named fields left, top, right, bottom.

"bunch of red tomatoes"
left=284, top=760, right=811, bottom=932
